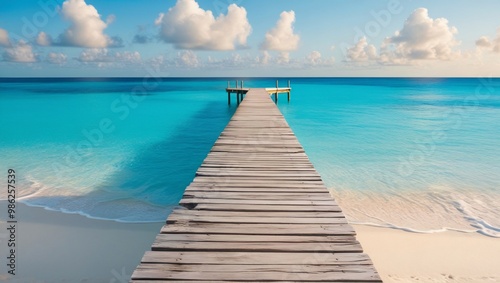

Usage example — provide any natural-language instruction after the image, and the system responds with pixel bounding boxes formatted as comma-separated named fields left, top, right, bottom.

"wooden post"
left=228, top=92, right=231, bottom=105
left=227, top=81, right=230, bottom=89
left=287, top=80, right=291, bottom=102
left=241, top=80, right=244, bottom=89
left=275, top=80, right=279, bottom=103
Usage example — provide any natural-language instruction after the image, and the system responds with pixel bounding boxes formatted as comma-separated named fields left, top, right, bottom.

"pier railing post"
left=241, top=81, right=244, bottom=101
left=275, top=80, right=279, bottom=103
left=287, top=80, right=290, bottom=102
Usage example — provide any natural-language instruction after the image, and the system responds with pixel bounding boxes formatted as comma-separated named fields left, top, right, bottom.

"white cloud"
left=36, top=32, right=52, bottom=46
left=175, top=50, right=199, bottom=67
left=77, top=48, right=108, bottom=62
left=306, top=51, right=322, bottom=65
left=261, top=11, right=299, bottom=51
left=346, top=37, right=377, bottom=62
left=277, top=52, right=290, bottom=64
left=148, top=51, right=201, bottom=70
left=155, top=0, right=251, bottom=50
left=476, top=36, right=492, bottom=48
left=58, top=0, right=115, bottom=48
left=256, top=51, right=271, bottom=65
left=3, top=41, right=37, bottom=63
left=0, top=28, right=10, bottom=46
left=115, top=51, right=141, bottom=62
left=150, top=55, right=167, bottom=70
left=255, top=50, right=334, bottom=68
left=77, top=49, right=141, bottom=67
left=305, top=51, right=335, bottom=67
left=380, top=8, right=460, bottom=64
left=47, top=52, right=67, bottom=64
left=207, top=52, right=255, bottom=69
left=476, top=29, right=500, bottom=53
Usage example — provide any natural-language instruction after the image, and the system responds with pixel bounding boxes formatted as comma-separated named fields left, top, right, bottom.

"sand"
left=1, top=202, right=499, bottom=282
left=0, top=202, right=163, bottom=283
left=354, top=225, right=500, bottom=283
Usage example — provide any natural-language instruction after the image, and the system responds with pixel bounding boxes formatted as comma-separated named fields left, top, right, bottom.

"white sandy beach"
left=0, top=202, right=163, bottom=283
left=354, top=225, right=500, bottom=283
left=1, top=202, right=499, bottom=282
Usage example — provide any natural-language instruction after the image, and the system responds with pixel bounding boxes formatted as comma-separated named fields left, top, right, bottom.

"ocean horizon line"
left=1, top=76, right=500, bottom=81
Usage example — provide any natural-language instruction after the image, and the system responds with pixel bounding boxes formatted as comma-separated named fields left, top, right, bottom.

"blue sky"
left=1, top=0, right=500, bottom=77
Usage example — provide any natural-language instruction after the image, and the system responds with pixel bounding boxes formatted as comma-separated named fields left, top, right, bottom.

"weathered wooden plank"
left=201, top=160, right=314, bottom=165
left=180, top=198, right=337, bottom=206
left=200, top=163, right=314, bottom=167
left=199, top=163, right=314, bottom=167
left=132, top=264, right=380, bottom=282
left=214, top=142, right=303, bottom=147
left=139, top=251, right=375, bottom=265
left=153, top=233, right=356, bottom=243
left=167, top=214, right=348, bottom=225
left=219, top=134, right=297, bottom=138
left=152, top=241, right=361, bottom=253
left=170, top=209, right=344, bottom=218
left=204, top=155, right=310, bottom=159
left=210, top=148, right=305, bottom=154
left=202, top=158, right=312, bottom=162
left=193, top=179, right=324, bottom=186
left=182, top=192, right=334, bottom=200
left=186, top=183, right=329, bottom=189
left=195, top=172, right=321, bottom=179
left=226, top=122, right=290, bottom=127
left=195, top=172, right=321, bottom=178
left=160, top=223, right=356, bottom=236
left=185, top=189, right=333, bottom=195
left=188, top=203, right=342, bottom=212
left=196, top=169, right=320, bottom=175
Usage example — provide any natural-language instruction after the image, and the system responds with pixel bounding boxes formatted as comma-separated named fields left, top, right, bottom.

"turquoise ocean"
left=1, top=78, right=499, bottom=237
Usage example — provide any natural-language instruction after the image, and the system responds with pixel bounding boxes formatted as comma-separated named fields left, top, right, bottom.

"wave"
left=0, top=176, right=179, bottom=223
left=20, top=199, right=173, bottom=223
left=329, top=186, right=500, bottom=238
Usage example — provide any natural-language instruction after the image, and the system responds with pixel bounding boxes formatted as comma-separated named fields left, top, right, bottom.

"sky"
left=1, top=0, right=500, bottom=77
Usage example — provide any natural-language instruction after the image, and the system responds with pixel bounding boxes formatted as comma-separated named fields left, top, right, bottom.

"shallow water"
left=1, top=77, right=499, bottom=236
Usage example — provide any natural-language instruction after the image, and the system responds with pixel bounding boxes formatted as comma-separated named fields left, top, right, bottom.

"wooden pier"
left=131, top=88, right=381, bottom=282
left=226, top=80, right=291, bottom=104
